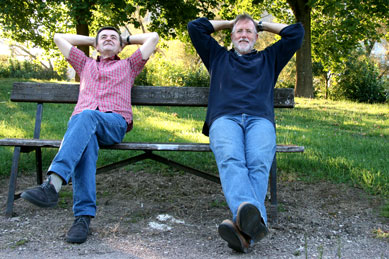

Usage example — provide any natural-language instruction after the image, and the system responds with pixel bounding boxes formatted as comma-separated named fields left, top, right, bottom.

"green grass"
left=276, top=98, right=388, bottom=197
left=0, top=78, right=388, bottom=202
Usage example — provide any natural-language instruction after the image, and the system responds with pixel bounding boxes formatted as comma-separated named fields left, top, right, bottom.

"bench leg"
left=35, top=147, right=43, bottom=185
left=96, top=152, right=151, bottom=174
left=5, top=147, right=21, bottom=217
left=269, top=154, right=278, bottom=223
left=147, top=152, right=220, bottom=184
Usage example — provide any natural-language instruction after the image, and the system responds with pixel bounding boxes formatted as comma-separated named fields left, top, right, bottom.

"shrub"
left=276, top=80, right=295, bottom=89
left=0, top=58, right=65, bottom=80
left=134, top=52, right=209, bottom=87
left=331, top=56, right=387, bottom=103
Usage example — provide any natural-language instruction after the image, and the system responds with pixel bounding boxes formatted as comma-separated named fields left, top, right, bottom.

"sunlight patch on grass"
left=0, top=120, right=27, bottom=138
left=131, top=106, right=208, bottom=143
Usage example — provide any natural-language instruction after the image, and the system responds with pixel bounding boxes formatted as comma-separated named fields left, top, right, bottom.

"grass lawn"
left=0, top=78, right=388, bottom=209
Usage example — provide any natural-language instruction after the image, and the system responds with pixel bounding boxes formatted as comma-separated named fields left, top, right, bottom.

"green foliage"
left=137, top=55, right=209, bottom=87
left=121, top=40, right=210, bottom=87
left=310, top=0, right=388, bottom=74
left=0, top=0, right=138, bottom=48
left=331, top=55, right=387, bottom=103
left=134, top=0, right=218, bottom=39
left=0, top=0, right=219, bottom=49
left=0, top=59, right=65, bottom=80
left=0, top=0, right=68, bottom=50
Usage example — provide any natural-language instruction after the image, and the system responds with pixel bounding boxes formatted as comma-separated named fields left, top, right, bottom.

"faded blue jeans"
left=48, top=110, right=127, bottom=217
left=209, top=114, right=276, bottom=225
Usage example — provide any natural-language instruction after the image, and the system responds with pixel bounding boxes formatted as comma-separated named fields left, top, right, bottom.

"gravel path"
left=1, top=169, right=388, bottom=258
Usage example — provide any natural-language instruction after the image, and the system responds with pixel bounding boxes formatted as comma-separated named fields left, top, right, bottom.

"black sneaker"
left=66, top=216, right=91, bottom=244
left=21, top=177, right=58, bottom=208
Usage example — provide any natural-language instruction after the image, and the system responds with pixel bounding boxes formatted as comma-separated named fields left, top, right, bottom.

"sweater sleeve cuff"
left=279, top=22, right=304, bottom=37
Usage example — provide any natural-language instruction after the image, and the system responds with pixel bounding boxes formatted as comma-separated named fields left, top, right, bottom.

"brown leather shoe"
left=218, top=219, right=250, bottom=253
left=236, top=202, right=268, bottom=242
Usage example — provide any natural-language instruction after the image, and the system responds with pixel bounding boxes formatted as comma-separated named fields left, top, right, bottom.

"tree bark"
left=287, top=0, right=314, bottom=98
left=75, top=23, right=89, bottom=82
left=76, top=23, right=90, bottom=57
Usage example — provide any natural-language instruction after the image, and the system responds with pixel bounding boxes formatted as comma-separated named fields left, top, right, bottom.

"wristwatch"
left=256, top=21, right=264, bottom=32
left=126, top=35, right=131, bottom=44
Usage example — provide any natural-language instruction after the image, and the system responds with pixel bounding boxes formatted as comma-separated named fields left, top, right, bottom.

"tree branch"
left=9, top=44, right=49, bottom=69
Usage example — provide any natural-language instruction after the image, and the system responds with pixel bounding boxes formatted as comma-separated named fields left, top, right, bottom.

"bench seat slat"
left=0, top=138, right=304, bottom=153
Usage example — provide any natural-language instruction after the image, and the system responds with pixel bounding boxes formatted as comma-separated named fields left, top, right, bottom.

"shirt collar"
left=97, top=55, right=121, bottom=62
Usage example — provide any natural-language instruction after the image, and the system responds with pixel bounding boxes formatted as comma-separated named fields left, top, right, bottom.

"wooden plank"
left=131, top=86, right=209, bottom=107
left=12, top=82, right=79, bottom=103
left=0, top=138, right=304, bottom=153
left=11, top=82, right=295, bottom=108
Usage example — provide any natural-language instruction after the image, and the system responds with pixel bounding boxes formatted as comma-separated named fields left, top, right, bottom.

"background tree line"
left=0, top=0, right=387, bottom=102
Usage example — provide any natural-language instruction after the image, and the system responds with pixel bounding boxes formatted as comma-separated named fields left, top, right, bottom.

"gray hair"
left=232, top=13, right=258, bottom=34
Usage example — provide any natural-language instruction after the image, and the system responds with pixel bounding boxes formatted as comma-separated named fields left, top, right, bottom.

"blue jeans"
left=209, top=114, right=276, bottom=225
left=48, top=110, right=127, bottom=217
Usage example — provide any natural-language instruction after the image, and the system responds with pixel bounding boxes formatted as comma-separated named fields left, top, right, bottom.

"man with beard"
left=188, top=14, right=304, bottom=253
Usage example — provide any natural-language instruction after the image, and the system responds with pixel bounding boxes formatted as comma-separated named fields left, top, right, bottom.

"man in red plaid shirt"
left=21, top=27, right=159, bottom=244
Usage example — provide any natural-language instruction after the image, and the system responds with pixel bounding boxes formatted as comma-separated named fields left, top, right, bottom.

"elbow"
left=151, top=32, right=159, bottom=50
left=53, top=33, right=59, bottom=44
left=187, top=20, right=194, bottom=30
left=151, top=32, right=159, bottom=45
left=187, top=20, right=197, bottom=33
left=53, top=33, right=62, bottom=45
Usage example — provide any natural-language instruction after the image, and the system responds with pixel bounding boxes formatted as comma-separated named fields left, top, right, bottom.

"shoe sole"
left=236, top=203, right=268, bottom=242
left=218, top=221, right=248, bottom=253
left=21, top=191, right=57, bottom=208
left=66, top=235, right=88, bottom=244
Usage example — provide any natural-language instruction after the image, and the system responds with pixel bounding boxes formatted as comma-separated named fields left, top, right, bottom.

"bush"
left=331, top=56, right=387, bottom=103
left=0, top=58, right=65, bottom=80
left=134, top=52, right=210, bottom=87
left=276, top=80, right=295, bottom=89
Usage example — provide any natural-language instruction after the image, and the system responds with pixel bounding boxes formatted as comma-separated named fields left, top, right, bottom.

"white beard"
left=232, top=38, right=255, bottom=55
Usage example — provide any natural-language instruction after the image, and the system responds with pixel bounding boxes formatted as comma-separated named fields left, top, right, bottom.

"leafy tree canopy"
left=0, top=0, right=387, bottom=94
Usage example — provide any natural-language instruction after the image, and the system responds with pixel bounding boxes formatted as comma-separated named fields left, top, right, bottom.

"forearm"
left=209, top=20, right=234, bottom=32
left=123, top=32, right=156, bottom=45
left=260, top=21, right=288, bottom=35
left=54, top=33, right=95, bottom=47
left=126, top=32, right=159, bottom=60
left=54, top=33, right=95, bottom=58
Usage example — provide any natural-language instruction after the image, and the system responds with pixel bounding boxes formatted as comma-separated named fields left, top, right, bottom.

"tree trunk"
left=287, top=0, right=314, bottom=98
left=325, top=74, right=329, bottom=99
left=76, top=23, right=90, bottom=56
left=75, top=23, right=89, bottom=82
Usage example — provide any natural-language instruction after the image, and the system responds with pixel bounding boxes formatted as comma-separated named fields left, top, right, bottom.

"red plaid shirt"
left=67, top=46, right=147, bottom=131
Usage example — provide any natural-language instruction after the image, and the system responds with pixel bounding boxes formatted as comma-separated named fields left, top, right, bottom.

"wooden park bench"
left=0, top=82, right=304, bottom=221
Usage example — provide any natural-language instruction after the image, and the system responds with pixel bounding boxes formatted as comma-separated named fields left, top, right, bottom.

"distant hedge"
left=0, top=59, right=64, bottom=80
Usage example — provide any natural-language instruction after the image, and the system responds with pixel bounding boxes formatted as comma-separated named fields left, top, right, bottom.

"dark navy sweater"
left=187, top=18, right=304, bottom=136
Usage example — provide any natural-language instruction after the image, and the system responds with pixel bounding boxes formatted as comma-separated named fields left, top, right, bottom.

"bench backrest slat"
left=11, top=82, right=295, bottom=108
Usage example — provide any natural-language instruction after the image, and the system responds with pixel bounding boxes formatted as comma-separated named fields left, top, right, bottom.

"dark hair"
left=232, top=13, right=258, bottom=34
left=95, top=26, right=122, bottom=46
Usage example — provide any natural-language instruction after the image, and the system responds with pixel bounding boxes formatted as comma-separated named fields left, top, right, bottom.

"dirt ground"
left=0, top=168, right=388, bottom=259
